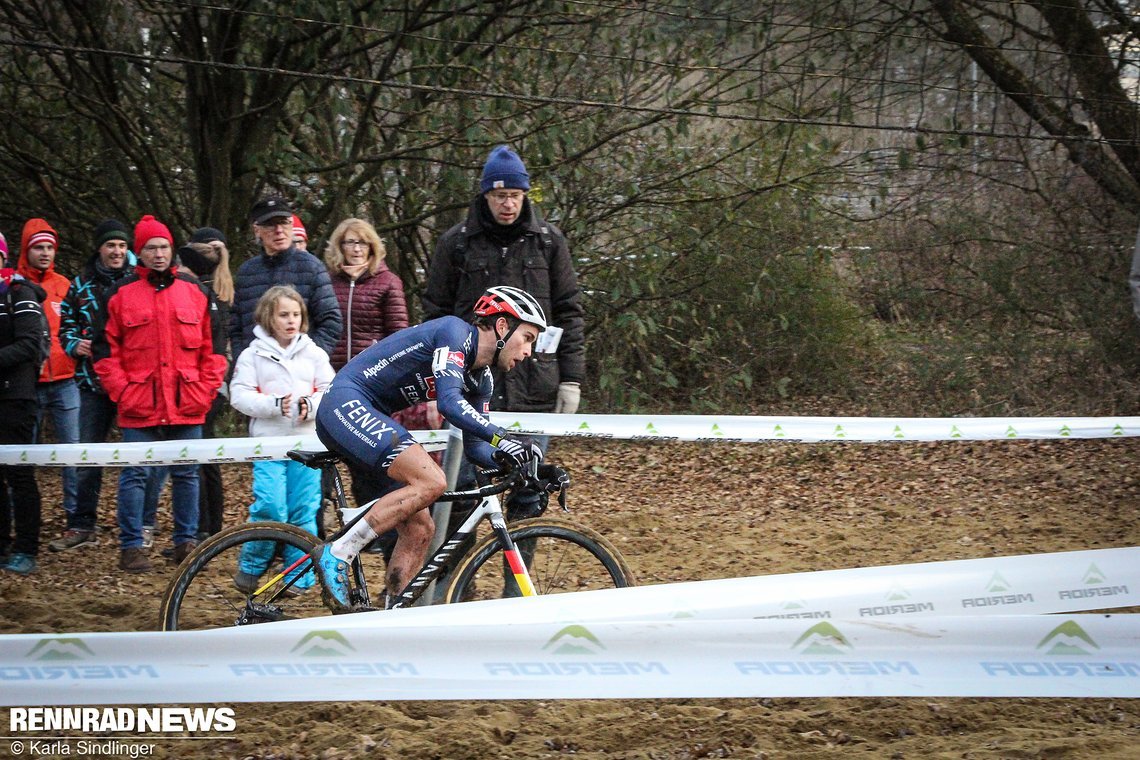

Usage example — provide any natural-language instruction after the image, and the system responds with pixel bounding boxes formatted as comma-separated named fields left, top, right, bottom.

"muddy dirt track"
left=1, top=437, right=1138, bottom=758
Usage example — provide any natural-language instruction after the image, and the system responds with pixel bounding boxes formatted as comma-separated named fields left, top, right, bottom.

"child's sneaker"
left=232, top=571, right=261, bottom=594
left=313, top=545, right=351, bottom=610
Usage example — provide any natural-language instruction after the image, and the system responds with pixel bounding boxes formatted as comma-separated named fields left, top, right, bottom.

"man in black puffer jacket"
left=230, top=196, right=342, bottom=360
left=0, top=269, right=45, bottom=575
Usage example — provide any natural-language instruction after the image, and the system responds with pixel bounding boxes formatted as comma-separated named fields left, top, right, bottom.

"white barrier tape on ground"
left=0, top=431, right=447, bottom=467
left=2, top=413, right=1137, bottom=467
left=271, top=546, right=1140, bottom=631
left=494, top=412, right=1140, bottom=442
left=0, top=614, right=1137, bottom=704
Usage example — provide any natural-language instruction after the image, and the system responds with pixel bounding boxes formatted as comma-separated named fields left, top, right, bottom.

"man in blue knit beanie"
left=422, top=145, right=585, bottom=568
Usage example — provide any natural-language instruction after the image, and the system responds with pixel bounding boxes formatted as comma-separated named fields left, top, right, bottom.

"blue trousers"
left=117, top=426, right=201, bottom=550
left=34, top=379, right=80, bottom=516
left=239, top=459, right=320, bottom=589
left=71, top=388, right=116, bottom=531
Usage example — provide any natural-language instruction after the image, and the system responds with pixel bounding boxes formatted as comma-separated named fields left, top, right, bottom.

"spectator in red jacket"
left=17, top=219, right=80, bottom=529
left=92, top=215, right=228, bottom=573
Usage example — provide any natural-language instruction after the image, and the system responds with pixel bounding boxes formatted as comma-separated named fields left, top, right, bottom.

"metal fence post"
left=418, top=425, right=464, bottom=606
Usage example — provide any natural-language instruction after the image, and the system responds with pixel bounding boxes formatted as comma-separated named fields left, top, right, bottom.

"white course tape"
left=0, top=431, right=448, bottom=467
left=271, top=546, right=1140, bottom=630
left=0, top=547, right=1135, bottom=704
left=494, top=412, right=1140, bottom=442
left=0, top=615, right=1137, bottom=704
left=2, top=413, right=1137, bottom=467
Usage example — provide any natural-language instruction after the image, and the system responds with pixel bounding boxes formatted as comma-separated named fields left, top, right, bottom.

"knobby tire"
left=444, top=517, right=635, bottom=603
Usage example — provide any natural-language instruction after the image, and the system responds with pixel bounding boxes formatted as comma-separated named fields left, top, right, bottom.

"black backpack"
left=454, top=223, right=554, bottom=256
left=5, top=286, right=51, bottom=373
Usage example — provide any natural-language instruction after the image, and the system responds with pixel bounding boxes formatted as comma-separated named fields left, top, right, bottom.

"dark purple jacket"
left=329, top=262, right=408, bottom=371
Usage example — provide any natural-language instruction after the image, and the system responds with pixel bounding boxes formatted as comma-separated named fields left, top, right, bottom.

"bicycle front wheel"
left=444, top=517, right=635, bottom=603
left=159, top=523, right=329, bottom=631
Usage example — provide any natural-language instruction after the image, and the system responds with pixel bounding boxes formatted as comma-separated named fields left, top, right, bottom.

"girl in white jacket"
left=229, top=285, right=335, bottom=593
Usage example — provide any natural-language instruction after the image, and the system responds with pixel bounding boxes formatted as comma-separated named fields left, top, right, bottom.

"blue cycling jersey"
left=319, top=316, right=505, bottom=468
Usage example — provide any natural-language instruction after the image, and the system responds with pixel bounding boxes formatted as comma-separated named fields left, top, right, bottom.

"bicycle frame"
left=323, top=458, right=538, bottom=610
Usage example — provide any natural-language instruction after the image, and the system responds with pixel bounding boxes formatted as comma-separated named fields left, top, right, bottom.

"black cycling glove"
left=536, top=463, right=570, bottom=494
left=493, top=434, right=543, bottom=467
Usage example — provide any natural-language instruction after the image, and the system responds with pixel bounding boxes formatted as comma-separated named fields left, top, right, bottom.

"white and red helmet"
left=473, top=286, right=547, bottom=332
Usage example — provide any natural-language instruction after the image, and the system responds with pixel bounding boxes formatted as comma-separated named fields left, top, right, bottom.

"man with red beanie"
left=92, top=215, right=228, bottom=572
left=291, top=214, right=308, bottom=251
left=17, top=219, right=80, bottom=528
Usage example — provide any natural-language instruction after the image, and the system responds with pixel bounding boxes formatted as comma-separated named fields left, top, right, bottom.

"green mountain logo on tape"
left=543, top=625, right=605, bottom=655
left=792, top=622, right=852, bottom=655
left=986, top=572, right=1011, bottom=592
left=1083, top=564, right=1106, bottom=585
left=291, top=630, right=356, bottom=658
left=26, top=637, right=95, bottom=661
left=1037, top=621, right=1099, bottom=656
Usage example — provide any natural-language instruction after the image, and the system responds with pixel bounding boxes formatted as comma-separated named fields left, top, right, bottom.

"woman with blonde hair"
left=324, top=218, right=434, bottom=549
left=323, top=217, right=407, bottom=368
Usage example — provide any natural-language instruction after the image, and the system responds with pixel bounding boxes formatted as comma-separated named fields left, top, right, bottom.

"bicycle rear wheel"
left=443, top=517, right=635, bottom=603
left=159, top=523, right=329, bottom=631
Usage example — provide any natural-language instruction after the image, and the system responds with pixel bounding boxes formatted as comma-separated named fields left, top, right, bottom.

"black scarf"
left=146, top=267, right=175, bottom=289
left=95, top=259, right=129, bottom=282
left=478, top=196, right=528, bottom=247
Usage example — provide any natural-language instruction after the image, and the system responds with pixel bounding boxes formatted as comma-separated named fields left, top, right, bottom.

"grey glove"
left=554, top=382, right=581, bottom=414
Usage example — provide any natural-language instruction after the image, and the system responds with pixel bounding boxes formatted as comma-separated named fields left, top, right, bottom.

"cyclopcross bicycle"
left=159, top=450, right=635, bottom=630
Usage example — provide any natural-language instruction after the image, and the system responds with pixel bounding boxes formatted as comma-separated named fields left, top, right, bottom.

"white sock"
left=330, top=519, right=379, bottom=562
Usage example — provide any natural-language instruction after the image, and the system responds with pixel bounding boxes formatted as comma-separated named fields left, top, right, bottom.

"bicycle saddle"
left=287, top=449, right=342, bottom=468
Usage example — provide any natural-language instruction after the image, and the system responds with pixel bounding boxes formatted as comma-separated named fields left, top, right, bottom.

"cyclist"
left=312, top=285, right=547, bottom=609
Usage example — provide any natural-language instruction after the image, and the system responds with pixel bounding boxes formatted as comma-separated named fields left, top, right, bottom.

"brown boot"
left=171, top=541, right=198, bottom=565
left=119, top=547, right=152, bottom=573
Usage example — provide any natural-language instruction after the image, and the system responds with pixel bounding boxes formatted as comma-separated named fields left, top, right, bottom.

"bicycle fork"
left=488, top=512, right=537, bottom=597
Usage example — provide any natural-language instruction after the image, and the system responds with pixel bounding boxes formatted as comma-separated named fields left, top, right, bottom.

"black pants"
left=197, top=394, right=226, bottom=536
left=0, top=399, right=41, bottom=556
